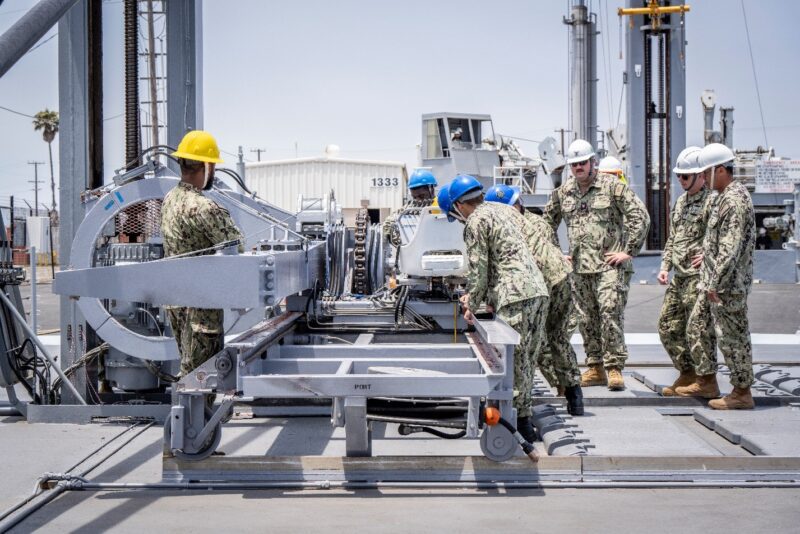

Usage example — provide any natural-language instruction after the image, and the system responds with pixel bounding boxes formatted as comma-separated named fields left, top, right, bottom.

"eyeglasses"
left=570, top=161, right=589, bottom=168
left=677, top=175, right=694, bottom=181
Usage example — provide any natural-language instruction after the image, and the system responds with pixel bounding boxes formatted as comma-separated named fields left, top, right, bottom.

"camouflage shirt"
left=543, top=172, right=650, bottom=274
left=463, top=202, right=548, bottom=310
left=660, top=187, right=713, bottom=277
left=700, top=181, right=755, bottom=294
left=161, top=182, right=244, bottom=257
left=523, top=210, right=570, bottom=288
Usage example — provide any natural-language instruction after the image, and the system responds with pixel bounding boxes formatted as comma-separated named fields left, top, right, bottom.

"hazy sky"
left=1, top=0, right=799, bottom=208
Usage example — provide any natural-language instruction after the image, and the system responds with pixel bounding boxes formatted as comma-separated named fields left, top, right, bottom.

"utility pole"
left=27, top=161, right=45, bottom=216
left=554, top=128, right=572, bottom=154
left=250, top=148, right=266, bottom=162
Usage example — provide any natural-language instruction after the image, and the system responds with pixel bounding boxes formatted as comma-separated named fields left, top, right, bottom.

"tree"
left=32, top=109, right=59, bottom=216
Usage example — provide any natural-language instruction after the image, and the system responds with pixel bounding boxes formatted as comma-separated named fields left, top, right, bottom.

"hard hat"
left=408, top=168, right=437, bottom=189
left=448, top=174, right=483, bottom=204
left=565, top=139, right=595, bottom=164
left=485, top=184, right=520, bottom=206
left=698, top=143, right=735, bottom=172
left=437, top=183, right=453, bottom=217
left=172, top=130, right=224, bottom=164
left=673, top=146, right=702, bottom=174
left=598, top=156, right=623, bottom=173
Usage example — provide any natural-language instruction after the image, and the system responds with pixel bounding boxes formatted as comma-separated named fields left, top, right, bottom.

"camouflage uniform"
left=464, top=202, right=549, bottom=417
left=658, top=188, right=717, bottom=373
left=544, top=172, right=650, bottom=370
left=695, top=181, right=756, bottom=388
left=161, top=182, right=244, bottom=376
left=522, top=211, right=580, bottom=388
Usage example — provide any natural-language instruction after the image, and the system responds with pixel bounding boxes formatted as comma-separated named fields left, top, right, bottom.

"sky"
left=1, top=0, right=799, bottom=210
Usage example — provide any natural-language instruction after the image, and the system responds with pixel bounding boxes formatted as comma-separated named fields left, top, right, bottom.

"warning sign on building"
left=755, top=159, right=800, bottom=193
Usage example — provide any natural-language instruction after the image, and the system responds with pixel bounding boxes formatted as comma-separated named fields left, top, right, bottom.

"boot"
left=661, top=370, right=697, bottom=396
left=675, top=374, right=720, bottom=399
left=556, top=386, right=566, bottom=396
left=98, top=380, right=113, bottom=394
left=708, top=387, right=755, bottom=410
left=607, top=367, right=625, bottom=391
left=580, top=365, right=607, bottom=387
left=564, top=385, right=584, bottom=416
left=516, top=416, right=537, bottom=443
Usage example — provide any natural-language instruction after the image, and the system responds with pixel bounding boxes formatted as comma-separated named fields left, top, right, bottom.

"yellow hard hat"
left=172, top=130, right=224, bottom=163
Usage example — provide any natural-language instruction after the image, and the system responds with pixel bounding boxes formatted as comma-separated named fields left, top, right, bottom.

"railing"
left=492, top=166, right=537, bottom=195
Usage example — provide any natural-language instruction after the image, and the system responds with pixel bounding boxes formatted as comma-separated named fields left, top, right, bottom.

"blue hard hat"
left=449, top=174, right=483, bottom=204
left=485, top=184, right=520, bottom=206
left=408, top=168, right=437, bottom=190
left=437, top=183, right=453, bottom=218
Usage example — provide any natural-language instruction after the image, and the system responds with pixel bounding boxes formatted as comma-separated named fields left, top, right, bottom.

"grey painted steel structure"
left=564, top=1, right=597, bottom=145
left=166, top=0, right=203, bottom=170
left=0, top=0, right=80, bottom=78
left=57, top=0, right=204, bottom=401
left=624, top=0, right=687, bottom=242
left=58, top=0, right=93, bottom=403
left=169, top=312, right=523, bottom=460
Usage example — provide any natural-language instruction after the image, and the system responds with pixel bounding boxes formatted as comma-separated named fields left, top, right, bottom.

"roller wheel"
left=164, top=406, right=222, bottom=461
left=480, top=424, right=517, bottom=462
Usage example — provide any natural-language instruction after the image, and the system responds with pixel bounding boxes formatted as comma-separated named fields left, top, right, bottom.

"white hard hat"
left=673, top=146, right=702, bottom=174
left=566, top=139, right=596, bottom=164
left=598, top=156, right=622, bottom=173
left=698, top=143, right=735, bottom=172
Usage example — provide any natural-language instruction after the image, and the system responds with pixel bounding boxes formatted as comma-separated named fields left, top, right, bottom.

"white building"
left=244, top=147, right=408, bottom=226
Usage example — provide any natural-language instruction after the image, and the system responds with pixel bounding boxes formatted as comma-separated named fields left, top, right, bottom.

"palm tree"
left=32, top=109, right=59, bottom=216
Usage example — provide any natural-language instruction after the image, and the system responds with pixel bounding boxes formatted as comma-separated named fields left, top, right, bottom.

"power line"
left=0, top=105, right=34, bottom=118
left=25, top=32, right=57, bottom=55
left=740, top=0, right=769, bottom=147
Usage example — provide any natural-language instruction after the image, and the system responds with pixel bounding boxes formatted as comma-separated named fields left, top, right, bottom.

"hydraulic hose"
left=497, top=416, right=539, bottom=463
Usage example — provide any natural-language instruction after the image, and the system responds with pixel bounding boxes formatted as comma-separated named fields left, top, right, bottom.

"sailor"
left=544, top=139, right=650, bottom=391
left=160, top=130, right=244, bottom=380
left=656, top=147, right=717, bottom=396
left=597, top=156, right=628, bottom=185
left=382, top=168, right=437, bottom=247
left=485, top=184, right=583, bottom=415
left=440, top=176, right=549, bottom=441
left=678, top=143, right=756, bottom=409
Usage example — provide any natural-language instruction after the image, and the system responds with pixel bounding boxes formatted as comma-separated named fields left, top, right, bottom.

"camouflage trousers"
left=572, top=268, right=632, bottom=369
left=659, top=275, right=716, bottom=373
left=498, top=297, right=548, bottom=418
left=537, top=279, right=581, bottom=387
left=166, top=307, right=224, bottom=377
left=711, top=293, right=754, bottom=388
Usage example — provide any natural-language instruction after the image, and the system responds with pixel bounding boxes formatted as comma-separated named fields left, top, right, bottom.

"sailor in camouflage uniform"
left=544, top=139, right=650, bottom=391
left=485, top=185, right=583, bottom=415
left=382, top=169, right=437, bottom=247
left=161, top=131, right=244, bottom=378
left=677, top=143, right=756, bottom=410
left=440, top=176, right=549, bottom=442
left=657, top=147, right=717, bottom=396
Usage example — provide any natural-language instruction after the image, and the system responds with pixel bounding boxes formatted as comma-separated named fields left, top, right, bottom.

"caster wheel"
left=480, top=424, right=517, bottom=462
left=164, top=406, right=222, bottom=461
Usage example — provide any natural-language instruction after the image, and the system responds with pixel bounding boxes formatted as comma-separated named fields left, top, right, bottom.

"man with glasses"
left=544, top=139, right=650, bottom=391
left=677, top=143, right=756, bottom=409
left=656, top=147, right=717, bottom=397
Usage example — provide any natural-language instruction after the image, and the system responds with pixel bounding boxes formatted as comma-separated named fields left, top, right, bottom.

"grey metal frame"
left=170, top=311, right=521, bottom=460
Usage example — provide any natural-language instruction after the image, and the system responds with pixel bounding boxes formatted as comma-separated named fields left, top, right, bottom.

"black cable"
left=215, top=168, right=253, bottom=195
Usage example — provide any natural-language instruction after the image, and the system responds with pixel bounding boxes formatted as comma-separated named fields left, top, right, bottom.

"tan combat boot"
left=580, top=365, right=607, bottom=387
left=661, top=370, right=697, bottom=396
left=708, top=387, right=755, bottom=410
left=674, top=374, right=721, bottom=399
left=607, top=367, right=625, bottom=391
left=556, top=386, right=566, bottom=396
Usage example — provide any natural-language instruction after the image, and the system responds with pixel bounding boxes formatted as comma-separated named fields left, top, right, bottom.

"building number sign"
left=371, top=177, right=400, bottom=187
